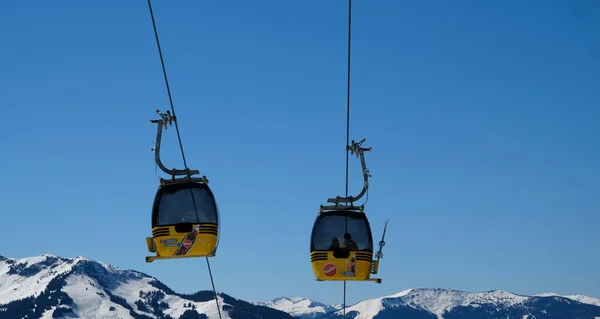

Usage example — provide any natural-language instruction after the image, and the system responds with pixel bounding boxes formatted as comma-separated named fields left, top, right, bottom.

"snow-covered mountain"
left=260, top=288, right=600, bottom=319
left=0, top=254, right=294, bottom=319
left=252, top=297, right=341, bottom=319
left=3, top=254, right=599, bottom=319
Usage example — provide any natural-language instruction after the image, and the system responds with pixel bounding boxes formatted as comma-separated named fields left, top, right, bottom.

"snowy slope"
left=328, top=289, right=415, bottom=319
left=0, top=254, right=293, bottom=319
left=0, top=254, right=79, bottom=304
left=258, top=288, right=531, bottom=319
left=334, top=288, right=529, bottom=319
left=253, top=296, right=341, bottom=319
left=261, top=288, right=600, bottom=319
left=534, top=292, right=600, bottom=307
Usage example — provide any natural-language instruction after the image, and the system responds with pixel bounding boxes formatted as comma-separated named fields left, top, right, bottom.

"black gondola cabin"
left=310, top=208, right=375, bottom=281
left=145, top=180, right=219, bottom=262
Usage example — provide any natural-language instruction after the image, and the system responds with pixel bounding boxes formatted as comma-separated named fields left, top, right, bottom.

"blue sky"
left=1, top=0, right=599, bottom=307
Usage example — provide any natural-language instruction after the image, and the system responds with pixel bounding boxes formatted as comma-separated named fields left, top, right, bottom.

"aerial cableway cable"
left=307, top=0, right=388, bottom=313
left=146, top=0, right=188, bottom=169
left=343, top=1, right=352, bottom=318
left=145, top=1, right=223, bottom=319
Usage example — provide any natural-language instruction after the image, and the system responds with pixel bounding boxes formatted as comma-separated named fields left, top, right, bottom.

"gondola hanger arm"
left=150, top=109, right=200, bottom=177
left=326, top=138, right=372, bottom=205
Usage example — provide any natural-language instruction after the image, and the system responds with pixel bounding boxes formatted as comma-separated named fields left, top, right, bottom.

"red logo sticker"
left=323, top=263, right=337, bottom=276
left=183, top=239, right=192, bottom=249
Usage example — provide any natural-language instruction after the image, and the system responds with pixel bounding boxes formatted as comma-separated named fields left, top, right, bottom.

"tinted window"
left=156, top=186, right=218, bottom=226
left=311, top=213, right=372, bottom=251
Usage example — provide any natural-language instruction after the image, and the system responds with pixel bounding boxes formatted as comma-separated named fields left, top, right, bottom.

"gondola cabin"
left=310, top=208, right=377, bottom=282
left=145, top=180, right=219, bottom=262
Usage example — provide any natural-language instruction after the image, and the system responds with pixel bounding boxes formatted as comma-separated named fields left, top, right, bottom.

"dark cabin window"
left=156, top=186, right=218, bottom=226
left=311, top=213, right=373, bottom=251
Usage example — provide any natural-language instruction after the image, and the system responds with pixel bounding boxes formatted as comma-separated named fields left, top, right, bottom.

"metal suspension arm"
left=150, top=109, right=199, bottom=177
left=327, top=138, right=372, bottom=205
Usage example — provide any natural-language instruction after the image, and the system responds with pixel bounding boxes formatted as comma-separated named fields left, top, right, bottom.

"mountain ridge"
left=0, top=253, right=294, bottom=319
left=252, top=296, right=342, bottom=319
left=255, top=288, right=600, bottom=319
left=2, top=254, right=600, bottom=319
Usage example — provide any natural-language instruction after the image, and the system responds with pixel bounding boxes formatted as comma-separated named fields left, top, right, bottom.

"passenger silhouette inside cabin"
left=342, top=232, right=359, bottom=250
left=329, top=237, right=340, bottom=250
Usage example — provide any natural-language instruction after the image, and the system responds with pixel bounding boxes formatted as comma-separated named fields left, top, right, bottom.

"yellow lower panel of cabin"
left=310, top=251, right=373, bottom=281
left=147, top=224, right=218, bottom=261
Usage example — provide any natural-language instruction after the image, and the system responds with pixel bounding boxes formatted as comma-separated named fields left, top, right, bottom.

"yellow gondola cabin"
left=146, top=178, right=220, bottom=262
left=310, top=207, right=378, bottom=282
